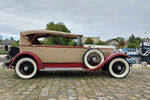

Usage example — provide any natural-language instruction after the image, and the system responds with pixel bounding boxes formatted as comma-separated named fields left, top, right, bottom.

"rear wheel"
left=108, top=58, right=130, bottom=78
left=15, top=58, right=37, bottom=79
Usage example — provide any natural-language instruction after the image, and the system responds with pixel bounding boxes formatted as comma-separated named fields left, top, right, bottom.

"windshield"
left=77, top=36, right=83, bottom=46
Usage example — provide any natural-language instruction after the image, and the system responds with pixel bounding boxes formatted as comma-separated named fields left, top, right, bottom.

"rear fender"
left=8, top=51, right=42, bottom=70
left=86, top=53, right=130, bottom=71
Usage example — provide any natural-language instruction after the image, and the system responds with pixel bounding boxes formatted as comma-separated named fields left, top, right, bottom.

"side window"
left=42, top=37, right=78, bottom=46
left=37, top=37, right=46, bottom=45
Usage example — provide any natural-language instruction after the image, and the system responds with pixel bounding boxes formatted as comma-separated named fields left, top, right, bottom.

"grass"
left=0, top=50, right=8, bottom=53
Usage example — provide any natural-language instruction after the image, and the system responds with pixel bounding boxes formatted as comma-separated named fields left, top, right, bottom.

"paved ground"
left=0, top=55, right=8, bottom=63
left=0, top=64, right=150, bottom=100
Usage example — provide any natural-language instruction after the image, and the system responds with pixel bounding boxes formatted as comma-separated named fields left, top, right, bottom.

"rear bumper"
left=2, top=61, right=12, bottom=68
left=2, top=63, right=7, bottom=68
left=2, top=63, right=8, bottom=68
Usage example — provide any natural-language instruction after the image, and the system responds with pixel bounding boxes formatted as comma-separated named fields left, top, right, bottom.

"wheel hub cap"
left=87, top=52, right=101, bottom=66
left=92, top=57, right=97, bottom=62
left=19, top=62, right=34, bottom=75
left=24, top=66, right=28, bottom=71
left=112, top=62, right=126, bottom=75
left=117, top=66, right=122, bottom=70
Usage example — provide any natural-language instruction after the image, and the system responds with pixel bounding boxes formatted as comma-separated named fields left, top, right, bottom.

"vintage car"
left=3, top=30, right=130, bottom=79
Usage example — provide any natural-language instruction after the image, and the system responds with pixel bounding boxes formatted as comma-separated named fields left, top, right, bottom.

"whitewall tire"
left=83, top=49, right=104, bottom=69
left=15, top=58, right=37, bottom=79
left=108, top=58, right=130, bottom=78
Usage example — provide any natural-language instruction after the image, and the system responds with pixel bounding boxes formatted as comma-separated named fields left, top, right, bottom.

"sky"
left=0, top=0, right=150, bottom=41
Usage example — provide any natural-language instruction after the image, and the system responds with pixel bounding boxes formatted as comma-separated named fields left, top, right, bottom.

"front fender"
left=86, top=53, right=130, bottom=71
left=8, top=51, right=42, bottom=70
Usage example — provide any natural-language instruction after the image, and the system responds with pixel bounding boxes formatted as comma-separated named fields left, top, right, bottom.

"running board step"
left=40, top=68, right=85, bottom=71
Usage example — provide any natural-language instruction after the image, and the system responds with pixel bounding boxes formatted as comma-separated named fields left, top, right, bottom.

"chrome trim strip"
left=40, top=68, right=84, bottom=71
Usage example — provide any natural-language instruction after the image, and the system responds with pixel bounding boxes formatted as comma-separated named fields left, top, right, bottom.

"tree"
left=127, top=34, right=143, bottom=48
left=84, top=38, right=94, bottom=44
left=96, top=40, right=105, bottom=45
left=136, top=37, right=143, bottom=44
left=116, top=37, right=125, bottom=43
left=127, top=43, right=139, bottom=49
left=51, top=37, right=64, bottom=45
left=129, top=34, right=136, bottom=43
left=46, top=22, right=71, bottom=33
left=0, top=35, right=2, bottom=42
left=45, top=22, right=71, bottom=45
left=10, top=37, right=14, bottom=40
left=68, top=40, right=77, bottom=46
left=11, top=40, right=19, bottom=47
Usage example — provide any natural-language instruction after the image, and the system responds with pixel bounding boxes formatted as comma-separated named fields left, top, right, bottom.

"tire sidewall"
left=83, top=49, right=105, bottom=69
left=108, top=58, right=130, bottom=78
left=15, top=58, right=37, bottom=79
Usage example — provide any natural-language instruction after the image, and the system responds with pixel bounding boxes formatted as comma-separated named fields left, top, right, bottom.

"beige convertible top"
left=21, top=30, right=83, bottom=39
left=20, top=30, right=83, bottom=45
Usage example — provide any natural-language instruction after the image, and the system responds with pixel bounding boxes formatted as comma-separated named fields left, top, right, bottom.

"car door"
left=40, top=45, right=61, bottom=63
left=60, top=46, right=82, bottom=63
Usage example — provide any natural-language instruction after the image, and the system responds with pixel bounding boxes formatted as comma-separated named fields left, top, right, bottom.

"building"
left=83, top=37, right=100, bottom=44
left=0, top=39, right=14, bottom=50
left=106, top=39, right=119, bottom=46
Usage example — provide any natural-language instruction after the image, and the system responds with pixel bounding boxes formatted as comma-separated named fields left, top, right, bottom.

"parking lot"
left=0, top=63, right=150, bottom=100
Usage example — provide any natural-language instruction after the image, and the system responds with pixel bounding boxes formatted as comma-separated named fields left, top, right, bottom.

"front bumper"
left=129, top=63, right=132, bottom=67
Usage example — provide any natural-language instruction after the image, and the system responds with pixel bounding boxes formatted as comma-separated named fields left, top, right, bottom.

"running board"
left=40, top=68, right=85, bottom=71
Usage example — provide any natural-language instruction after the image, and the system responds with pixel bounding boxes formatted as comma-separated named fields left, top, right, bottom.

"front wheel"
left=15, top=58, right=37, bottom=79
left=108, top=58, right=130, bottom=78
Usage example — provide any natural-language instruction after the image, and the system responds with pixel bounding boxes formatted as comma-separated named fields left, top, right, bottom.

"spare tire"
left=8, top=47, right=19, bottom=59
left=83, top=49, right=104, bottom=69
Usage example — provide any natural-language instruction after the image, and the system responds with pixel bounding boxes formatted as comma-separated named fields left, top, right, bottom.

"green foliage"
left=96, top=40, right=105, bottom=45
left=43, top=38, right=52, bottom=45
left=0, top=50, right=8, bottom=53
left=127, top=43, right=139, bottom=49
left=128, top=34, right=136, bottom=43
left=10, top=37, right=14, bottom=40
left=68, top=40, right=77, bottom=46
left=0, top=35, right=2, bottom=41
left=116, top=37, right=125, bottom=43
left=45, top=22, right=71, bottom=45
left=46, top=22, right=71, bottom=33
left=11, top=40, right=19, bottom=47
left=128, top=34, right=143, bottom=48
left=136, top=37, right=143, bottom=44
left=51, top=37, right=64, bottom=45
left=84, top=38, right=94, bottom=44
left=43, top=37, right=64, bottom=45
